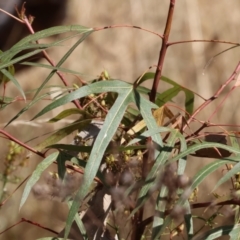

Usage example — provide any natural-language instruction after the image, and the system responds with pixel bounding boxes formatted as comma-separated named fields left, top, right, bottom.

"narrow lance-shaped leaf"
left=21, top=61, right=88, bottom=77
left=5, top=89, right=66, bottom=127
left=136, top=72, right=195, bottom=115
left=62, top=81, right=134, bottom=239
left=177, top=160, right=232, bottom=207
left=212, top=159, right=240, bottom=192
left=0, top=41, right=63, bottom=68
left=127, top=126, right=172, bottom=146
left=32, top=80, right=134, bottom=120
left=8, top=25, right=93, bottom=55
left=0, top=32, right=84, bottom=69
left=20, top=152, right=59, bottom=210
left=0, top=69, right=26, bottom=100
left=150, top=131, right=179, bottom=238
left=33, top=32, right=92, bottom=99
left=35, top=119, right=91, bottom=152
left=48, top=108, right=92, bottom=122
left=67, top=201, right=87, bottom=240
left=167, top=141, right=240, bottom=165
left=135, top=93, right=163, bottom=150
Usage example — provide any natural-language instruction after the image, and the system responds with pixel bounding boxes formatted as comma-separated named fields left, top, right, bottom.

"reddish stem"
left=168, top=39, right=240, bottom=47
left=22, top=16, right=83, bottom=110
left=150, top=0, right=176, bottom=102
left=93, top=24, right=163, bottom=38
left=0, top=218, right=58, bottom=235
left=183, top=61, right=240, bottom=131
left=0, top=175, right=30, bottom=208
left=0, top=129, right=45, bottom=158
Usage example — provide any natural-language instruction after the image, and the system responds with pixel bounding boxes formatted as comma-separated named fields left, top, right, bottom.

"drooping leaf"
left=48, top=108, right=92, bottom=122
left=33, top=32, right=92, bottom=99
left=130, top=130, right=179, bottom=218
left=212, top=159, right=240, bottom=192
left=0, top=68, right=26, bottom=101
left=67, top=201, right=87, bottom=240
left=32, top=80, right=133, bottom=120
left=193, top=134, right=231, bottom=158
left=21, top=61, right=89, bottom=77
left=56, top=151, right=70, bottom=179
left=167, top=141, right=240, bottom=165
left=184, top=201, right=194, bottom=239
left=7, top=25, right=92, bottom=59
left=136, top=72, right=195, bottom=115
left=35, top=119, right=91, bottom=151
left=5, top=89, right=64, bottom=127
left=0, top=42, right=63, bottom=68
left=20, top=152, right=59, bottom=210
left=47, top=144, right=92, bottom=153
left=127, top=126, right=172, bottom=146
left=64, top=84, right=134, bottom=239
left=177, top=160, right=233, bottom=207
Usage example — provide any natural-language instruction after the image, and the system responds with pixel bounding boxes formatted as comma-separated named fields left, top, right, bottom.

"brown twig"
left=0, top=218, right=58, bottom=235
left=94, top=24, right=163, bottom=38
left=150, top=0, right=176, bottom=102
left=182, top=61, right=240, bottom=131
left=0, top=129, right=45, bottom=158
left=168, top=39, right=240, bottom=47
left=21, top=16, right=83, bottom=110
left=0, top=175, right=30, bottom=208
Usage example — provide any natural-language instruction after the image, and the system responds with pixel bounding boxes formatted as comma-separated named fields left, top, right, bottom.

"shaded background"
left=0, top=0, right=240, bottom=239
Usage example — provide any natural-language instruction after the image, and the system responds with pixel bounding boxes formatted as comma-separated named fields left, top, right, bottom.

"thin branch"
left=0, top=218, right=58, bottom=235
left=93, top=24, right=163, bottom=38
left=0, top=175, right=30, bottom=207
left=168, top=39, right=240, bottom=47
left=0, top=8, right=24, bottom=24
left=183, top=61, right=240, bottom=131
left=0, top=129, right=45, bottom=158
left=150, top=0, right=176, bottom=102
left=22, top=16, right=83, bottom=110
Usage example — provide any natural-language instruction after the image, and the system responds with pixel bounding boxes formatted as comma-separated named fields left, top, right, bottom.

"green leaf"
left=62, top=80, right=134, bottom=239
left=32, top=80, right=133, bottom=120
left=212, top=159, right=240, bottom=192
left=130, top=130, right=179, bottom=219
left=48, top=108, right=92, bottom=122
left=150, top=131, right=179, bottom=238
left=135, top=94, right=163, bottom=151
left=0, top=42, right=62, bottom=67
left=155, top=86, right=180, bottom=106
left=20, top=152, right=59, bottom=210
left=0, top=96, right=14, bottom=109
left=21, top=61, right=89, bottom=77
left=167, top=142, right=240, bottom=165
left=67, top=201, right=87, bottom=240
left=0, top=69, right=26, bottom=100
left=12, top=25, right=93, bottom=50
left=5, top=89, right=63, bottom=127
left=47, top=144, right=92, bottom=153
left=33, top=32, right=92, bottom=99
left=178, top=160, right=232, bottom=208
left=56, top=151, right=69, bottom=179
left=229, top=133, right=240, bottom=151
left=0, top=49, right=48, bottom=69
left=193, top=224, right=240, bottom=240
left=136, top=72, right=195, bottom=115
left=184, top=201, right=194, bottom=239
left=35, top=119, right=91, bottom=151
left=127, top=126, right=173, bottom=146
